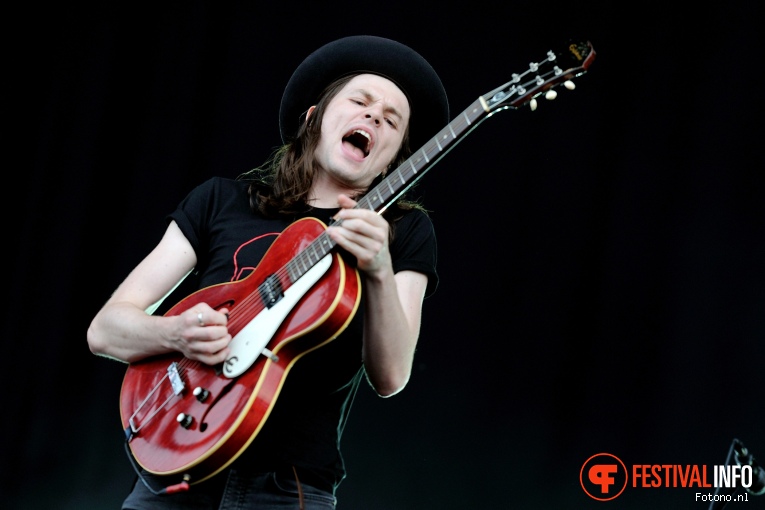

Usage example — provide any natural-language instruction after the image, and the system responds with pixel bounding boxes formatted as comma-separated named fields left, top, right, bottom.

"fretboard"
left=357, top=97, right=489, bottom=215
left=280, top=38, right=596, bottom=286
left=282, top=97, right=493, bottom=287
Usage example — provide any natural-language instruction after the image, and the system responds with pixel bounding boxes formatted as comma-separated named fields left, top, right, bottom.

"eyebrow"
left=350, top=89, right=405, bottom=121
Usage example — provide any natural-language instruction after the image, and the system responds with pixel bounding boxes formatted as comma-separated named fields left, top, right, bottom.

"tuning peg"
left=545, top=89, right=558, bottom=100
left=530, top=98, right=538, bottom=111
left=564, top=80, right=576, bottom=90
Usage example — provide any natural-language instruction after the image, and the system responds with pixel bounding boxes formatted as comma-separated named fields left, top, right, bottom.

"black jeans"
left=122, top=469, right=337, bottom=509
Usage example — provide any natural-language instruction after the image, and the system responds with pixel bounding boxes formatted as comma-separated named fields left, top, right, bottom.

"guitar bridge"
left=167, top=362, right=185, bottom=395
left=126, top=362, right=187, bottom=438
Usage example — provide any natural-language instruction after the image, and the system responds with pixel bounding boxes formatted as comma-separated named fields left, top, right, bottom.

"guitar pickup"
left=258, top=274, right=284, bottom=308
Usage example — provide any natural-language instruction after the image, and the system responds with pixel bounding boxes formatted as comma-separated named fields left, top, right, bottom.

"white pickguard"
left=222, top=253, right=333, bottom=378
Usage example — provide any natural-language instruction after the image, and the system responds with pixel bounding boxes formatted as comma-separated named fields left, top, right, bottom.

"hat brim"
left=279, top=35, right=449, bottom=151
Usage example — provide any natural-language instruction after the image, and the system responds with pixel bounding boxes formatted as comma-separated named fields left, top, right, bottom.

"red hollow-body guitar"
left=120, top=39, right=596, bottom=485
left=120, top=217, right=361, bottom=484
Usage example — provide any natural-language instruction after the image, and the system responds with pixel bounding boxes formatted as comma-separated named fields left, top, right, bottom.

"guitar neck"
left=284, top=99, right=490, bottom=285
left=286, top=98, right=490, bottom=282
left=288, top=39, right=595, bottom=284
left=355, top=40, right=595, bottom=216
left=356, top=97, right=489, bottom=215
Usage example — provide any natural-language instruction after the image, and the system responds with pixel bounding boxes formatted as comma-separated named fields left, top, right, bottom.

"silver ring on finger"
left=197, top=311, right=205, bottom=327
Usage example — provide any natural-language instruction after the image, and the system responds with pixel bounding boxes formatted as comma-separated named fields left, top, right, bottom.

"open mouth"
left=342, top=129, right=371, bottom=158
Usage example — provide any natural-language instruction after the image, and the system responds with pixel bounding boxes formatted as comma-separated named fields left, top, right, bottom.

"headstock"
left=480, top=40, right=595, bottom=114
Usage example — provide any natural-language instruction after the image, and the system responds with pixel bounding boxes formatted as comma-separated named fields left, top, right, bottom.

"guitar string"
left=142, top=56, right=570, bottom=414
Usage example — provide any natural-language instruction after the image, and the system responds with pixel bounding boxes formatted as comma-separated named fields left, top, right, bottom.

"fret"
left=309, top=241, right=322, bottom=262
left=309, top=236, right=326, bottom=260
left=385, top=177, right=395, bottom=196
left=286, top=258, right=296, bottom=279
left=295, top=255, right=307, bottom=277
left=371, top=191, right=381, bottom=206
left=286, top=259, right=298, bottom=282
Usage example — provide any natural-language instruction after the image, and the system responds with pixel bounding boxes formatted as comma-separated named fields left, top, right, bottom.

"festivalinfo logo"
left=580, top=450, right=764, bottom=503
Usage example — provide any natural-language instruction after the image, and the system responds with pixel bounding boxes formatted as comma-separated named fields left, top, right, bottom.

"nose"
left=365, top=103, right=384, bottom=125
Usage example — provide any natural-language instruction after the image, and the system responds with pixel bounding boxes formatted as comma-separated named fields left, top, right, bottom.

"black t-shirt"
left=166, top=176, right=438, bottom=492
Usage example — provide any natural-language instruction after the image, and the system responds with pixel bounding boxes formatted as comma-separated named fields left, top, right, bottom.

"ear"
left=306, top=105, right=316, bottom=121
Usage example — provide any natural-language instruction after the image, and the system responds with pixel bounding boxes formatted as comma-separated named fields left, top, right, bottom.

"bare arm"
left=327, top=195, right=427, bottom=396
left=361, top=268, right=426, bottom=396
left=87, top=221, right=231, bottom=365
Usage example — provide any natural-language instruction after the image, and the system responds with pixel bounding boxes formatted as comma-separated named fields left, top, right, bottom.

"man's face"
left=312, top=73, right=410, bottom=190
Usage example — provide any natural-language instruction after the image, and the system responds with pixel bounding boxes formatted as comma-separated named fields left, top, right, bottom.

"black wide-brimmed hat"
left=279, top=35, right=449, bottom=150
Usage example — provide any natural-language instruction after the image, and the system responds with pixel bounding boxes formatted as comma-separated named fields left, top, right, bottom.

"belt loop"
left=291, top=466, right=305, bottom=510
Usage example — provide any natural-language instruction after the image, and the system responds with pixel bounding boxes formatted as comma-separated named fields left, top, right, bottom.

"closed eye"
left=348, top=92, right=402, bottom=128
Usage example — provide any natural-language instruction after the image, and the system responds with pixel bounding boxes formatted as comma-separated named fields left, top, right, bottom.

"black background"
left=6, top=2, right=764, bottom=509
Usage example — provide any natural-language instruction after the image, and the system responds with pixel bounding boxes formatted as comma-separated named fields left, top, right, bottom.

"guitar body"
left=119, top=218, right=361, bottom=483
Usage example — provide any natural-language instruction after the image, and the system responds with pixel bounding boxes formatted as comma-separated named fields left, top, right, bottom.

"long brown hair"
left=238, top=74, right=428, bottom=227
